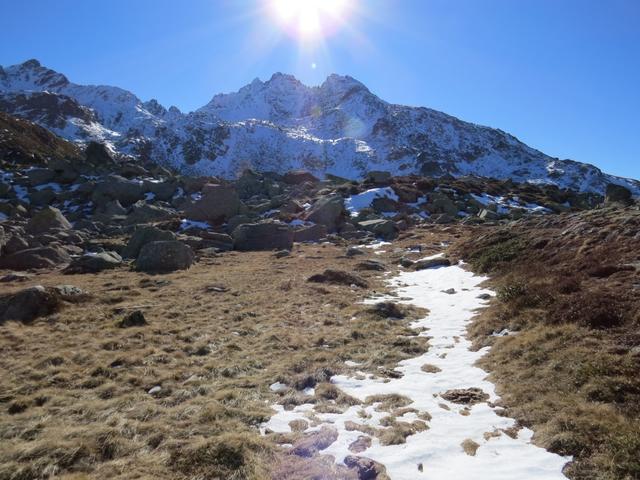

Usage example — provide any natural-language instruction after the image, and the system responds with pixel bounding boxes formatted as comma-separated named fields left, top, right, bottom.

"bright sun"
left=270, top=0, right=351, bottom=40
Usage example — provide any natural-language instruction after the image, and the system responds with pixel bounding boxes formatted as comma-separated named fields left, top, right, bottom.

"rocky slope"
left=1, top=59, right=638, bottom=194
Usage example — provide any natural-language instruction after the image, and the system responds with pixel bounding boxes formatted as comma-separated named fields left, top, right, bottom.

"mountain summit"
left=0, top=59, right=637, bottom=194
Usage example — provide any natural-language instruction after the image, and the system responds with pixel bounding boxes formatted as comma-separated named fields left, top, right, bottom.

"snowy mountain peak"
left=0, top=59, right=638, bottom=195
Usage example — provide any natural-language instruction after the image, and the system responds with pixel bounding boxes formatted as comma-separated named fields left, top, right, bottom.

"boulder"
left=26, top=207, right=72, bottom=234
left=0, top=246, right=70, bottom=270
left=184, top=183, right=241, bottom=223
left=92, top=174, right=145, bottom=207
left=413, top=257, right=451, bottom=270
left=292, top=223, right=328, bottom=243
left=426, top=192, right=458, bottom=217
left=232, top=222, right=293, bottom=251
left=196, top=231, right=234, bottom=251
left=357, top=219, right=397, bottom=240
left=304, top=195, right=346, bottom=232
left=605, top=183, right=633, bottom=206
left=64, top=251, right=122, bottom=274
left=122, top=226, right=177, bottom=259
left=124, top=201, right=176, bottom=225
left=85, top=141, right=116, bottom=166
left=0, top=286, right=61, bottom=323
left=143, top=180, right=177, bottom=201
left=282, top=170, right=319, bottom=185
left=136, top=241, right=195, bottom=273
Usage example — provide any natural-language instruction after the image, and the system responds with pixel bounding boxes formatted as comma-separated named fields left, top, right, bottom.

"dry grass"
left=0, top=232, right=457, bottom=479
left=453, top=206, right=640, bottom=479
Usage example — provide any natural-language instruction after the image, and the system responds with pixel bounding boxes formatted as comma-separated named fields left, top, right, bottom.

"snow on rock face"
left=345, top=187, right=400, bottom=216
left=263, top=263, right=571, bottom=479
left=1, top=59, right=638, bottom=195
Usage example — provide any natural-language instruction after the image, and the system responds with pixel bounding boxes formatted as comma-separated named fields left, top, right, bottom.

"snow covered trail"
left=264, top=260, right=570, bottom=479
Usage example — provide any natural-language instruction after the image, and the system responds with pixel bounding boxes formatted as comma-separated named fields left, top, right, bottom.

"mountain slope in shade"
left=0, top=59, right=638, bottom=194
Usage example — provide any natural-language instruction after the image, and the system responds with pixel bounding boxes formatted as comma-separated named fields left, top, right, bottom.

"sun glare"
left=270, top=0, right=352, bottom=40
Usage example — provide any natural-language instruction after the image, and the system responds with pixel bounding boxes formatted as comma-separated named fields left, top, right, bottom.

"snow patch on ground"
left=263, top=263, right=570, bottom=479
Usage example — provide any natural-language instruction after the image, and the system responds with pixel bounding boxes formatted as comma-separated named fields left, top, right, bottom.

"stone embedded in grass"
left=346, top=246, right=365, bottom=257
left=370, top=302, right=405, bottom=319
left=356, top=259, right=386, bottom=271
left=118, top=310, right=147, bottom=328
left=307, top=269, right=369, bottom=288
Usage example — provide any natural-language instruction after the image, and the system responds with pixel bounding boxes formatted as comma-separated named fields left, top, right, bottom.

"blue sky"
left=1, top=0, right=639, bottom=179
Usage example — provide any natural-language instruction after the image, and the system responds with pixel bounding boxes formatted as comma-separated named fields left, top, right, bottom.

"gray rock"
left=185, top=183, right=241, bottom=223
left=293, top=223, right=328, bottom=243
left=118, top=310, right=147, bottom=328
left=26, top=207, right=72, bottom=234
left=0, top=286, right=61, bottom=323
left=304, top=195, right=346, bottom=232
left=413, top=257, right=451, bottom=270
left=426, top=192, right=459, bottom=217
left=0, top=246, right=71, bottom=270
left=125, top=201, right=176, bottom=225
left=136, top=241, right=195, bottom=273
left=356, top=260, right=386, bottom=271
left=357, top=219, right=397, bottom=240
left=92, top=174, right=145, bottom=207
left=123, top=226, right=177, bottom=259
left=64, top=251, right=122, bottom=273
left=232, top=222, right=293, bottom=251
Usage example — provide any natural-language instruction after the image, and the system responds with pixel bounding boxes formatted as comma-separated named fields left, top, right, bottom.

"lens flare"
left=270, top=0, right=352, bottom=40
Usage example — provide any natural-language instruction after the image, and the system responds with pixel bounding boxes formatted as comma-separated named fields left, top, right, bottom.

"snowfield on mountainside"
left=1, top=59, right=638, bottom=195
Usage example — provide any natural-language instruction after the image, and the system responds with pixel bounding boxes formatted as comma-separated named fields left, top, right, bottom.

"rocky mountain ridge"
left=1, top=59, right=638, bottom=195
